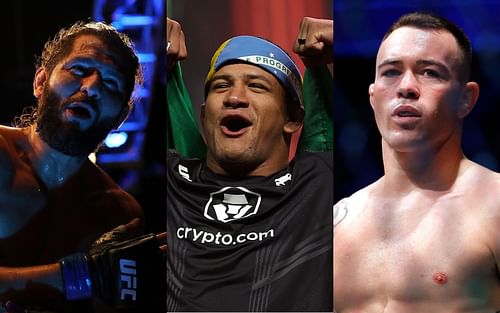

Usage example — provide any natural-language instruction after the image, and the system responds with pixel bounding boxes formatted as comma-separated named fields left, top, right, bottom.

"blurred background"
left=0, top=0, right=165, bottom=234
left=334, top=0, right=500, bottom=203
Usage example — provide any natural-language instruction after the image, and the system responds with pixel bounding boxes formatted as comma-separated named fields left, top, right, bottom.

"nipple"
left=432, top=272, right=448, bottom=284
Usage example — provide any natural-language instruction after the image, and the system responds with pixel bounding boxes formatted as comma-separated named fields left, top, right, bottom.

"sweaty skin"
left=0, top=126, right=141, bottom=266
left=0, top=33, right=142, bottom=309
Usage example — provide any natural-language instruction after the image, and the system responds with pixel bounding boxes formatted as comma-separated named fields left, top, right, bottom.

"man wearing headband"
left=166, top=17, right=333, bottom=311
left=334, top=12, right=500, bottom=312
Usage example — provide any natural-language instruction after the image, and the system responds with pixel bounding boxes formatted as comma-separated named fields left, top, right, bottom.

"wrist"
left=59, top=252, right=93, bottom=300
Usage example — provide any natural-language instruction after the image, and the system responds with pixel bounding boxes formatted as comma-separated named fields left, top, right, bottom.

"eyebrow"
left=416, top=60, right=450, bottom=74
left=378, top=58, right=450, bottom=73
left=68, top=57, right=123, bottom=76
left=78, top=42, right=120, bottom=63
left=377, top=59, right=402, bottom=70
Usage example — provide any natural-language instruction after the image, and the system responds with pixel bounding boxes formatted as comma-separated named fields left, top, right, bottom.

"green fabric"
left=166, top=62, right=333, bottom=158
left=298, top=65, right=333, bottom=152
left=166, top=62, right=206, bottom=158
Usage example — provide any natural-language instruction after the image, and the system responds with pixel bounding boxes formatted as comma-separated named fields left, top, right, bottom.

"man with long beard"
left=0, top=21, right=145, bottom=312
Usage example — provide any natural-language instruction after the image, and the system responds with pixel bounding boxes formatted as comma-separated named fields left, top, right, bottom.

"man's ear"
left=457, top=81, right=479, bottom=119
left=368, top=83, right=375, bottom=110
left=199, top=102, right=207, bottom=142
left=284, top=106, right=304, bottom=134
left=200, top=102, right=206, bottom=117
left=33, top=67, right=47, bottom=98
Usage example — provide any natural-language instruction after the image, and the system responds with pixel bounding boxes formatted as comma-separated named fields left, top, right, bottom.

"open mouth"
left=397, top=111, right=420, bottom=117
left=220, top=115, right=252, bottom=135
left=65, top=102, right=96, bottom=120
left=68, top=106, right=90, bottom=118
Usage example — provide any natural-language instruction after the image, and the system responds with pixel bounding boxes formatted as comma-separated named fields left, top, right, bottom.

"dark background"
left=334, top=0, right=500, bottom=203
left=0, top=0, right=166, bottom=234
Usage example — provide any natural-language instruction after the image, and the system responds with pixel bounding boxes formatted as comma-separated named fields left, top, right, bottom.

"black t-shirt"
left=167, top=150, right=333, bottom=312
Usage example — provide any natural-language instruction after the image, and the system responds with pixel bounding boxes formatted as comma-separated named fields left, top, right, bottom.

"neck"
left=206, top=148, right=290, bottom=177
left=381, top=134, right=465, bottom=194
left=24, top=126, right=88, bottom=189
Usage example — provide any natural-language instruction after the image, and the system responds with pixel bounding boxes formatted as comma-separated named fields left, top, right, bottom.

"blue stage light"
left=104, top=131, right=128, bottom=148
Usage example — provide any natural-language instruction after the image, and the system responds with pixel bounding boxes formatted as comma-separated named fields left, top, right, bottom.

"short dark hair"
left=382, top=12, right=472, bottom=82
left=37, top=21, right=143, bottom=110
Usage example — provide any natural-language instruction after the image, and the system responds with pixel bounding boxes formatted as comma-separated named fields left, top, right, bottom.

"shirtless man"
left=334, top=12, right=500, bottom=312
left=0, top=21, right=143, bottom=311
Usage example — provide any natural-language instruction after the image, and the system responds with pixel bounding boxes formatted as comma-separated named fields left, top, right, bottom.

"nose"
left=397, top=71, right=420, bottom=100
left=223, top=85, right=249, bottom=109
left=80, top=71, right=102, bottom=100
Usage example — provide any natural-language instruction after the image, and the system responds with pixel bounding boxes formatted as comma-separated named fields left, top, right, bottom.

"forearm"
left=0, top=263, right=63, bottom=301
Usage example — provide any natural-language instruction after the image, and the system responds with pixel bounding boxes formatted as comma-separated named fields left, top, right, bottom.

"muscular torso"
left=0, top=127, right=143, bottom=266
left=334, top=163, right=500, bottom=312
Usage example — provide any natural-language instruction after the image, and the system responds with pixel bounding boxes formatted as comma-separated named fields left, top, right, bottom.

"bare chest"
left=0, top=187, right=104, bottom=265
left=0, top=166, right=111, bottom=265
left=334, top=201, right=498, bottom=308
left=0, top=153, right=47, bottom=239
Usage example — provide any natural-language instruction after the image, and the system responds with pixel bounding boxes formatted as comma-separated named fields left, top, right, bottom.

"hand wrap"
left=59, top=228, right=164, bottom=310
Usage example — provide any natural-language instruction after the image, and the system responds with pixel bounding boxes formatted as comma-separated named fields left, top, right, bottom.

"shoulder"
left=78, top=160, right=143, bottom=220
left=461, top=162, right=500, bottom=264
left=0, top=127, right=14, bottom=170
left=334, top=197, right=349, bottom=227
left=0, top=125, right=28, bottom=149
left=333, top=177, right=382, bottom=224
left=167, top=148, right=204, bottom=180
left=167, top=148, right=180, bottom=159
left=459, top=160, right=500, bottom=207
left=294, top=150, right=333, bottom=169
left=167, top=149, right=202, bottom=165
left=296, top=150, right=332, bottom=161
left=0, top=126, right=32, bottom=160
left=339, top=177, right=381, bottom=208
left=473, top=168, right=500, bottom=217
left=0, top=126, right=29, bottom=186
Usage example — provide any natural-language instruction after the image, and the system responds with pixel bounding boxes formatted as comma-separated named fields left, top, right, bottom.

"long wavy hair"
left=15, top=20, right=143, bottom=128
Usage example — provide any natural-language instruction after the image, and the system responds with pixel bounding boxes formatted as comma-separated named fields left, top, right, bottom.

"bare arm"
left=0, top=263, right=63, bottom=302
left=492, top=210, right=500, bottom=278
left=0, top=218, right=166, bottom=308
left=483, top=184, right=500, bottom=279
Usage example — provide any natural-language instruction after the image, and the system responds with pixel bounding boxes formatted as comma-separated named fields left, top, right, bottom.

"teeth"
left=398, top=112, right=416, bottom=117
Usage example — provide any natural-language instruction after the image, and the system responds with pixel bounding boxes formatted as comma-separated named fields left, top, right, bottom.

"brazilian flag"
left=299, top=65, right=333, bottom=152
left=166, top=62, right=206, bottom=159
